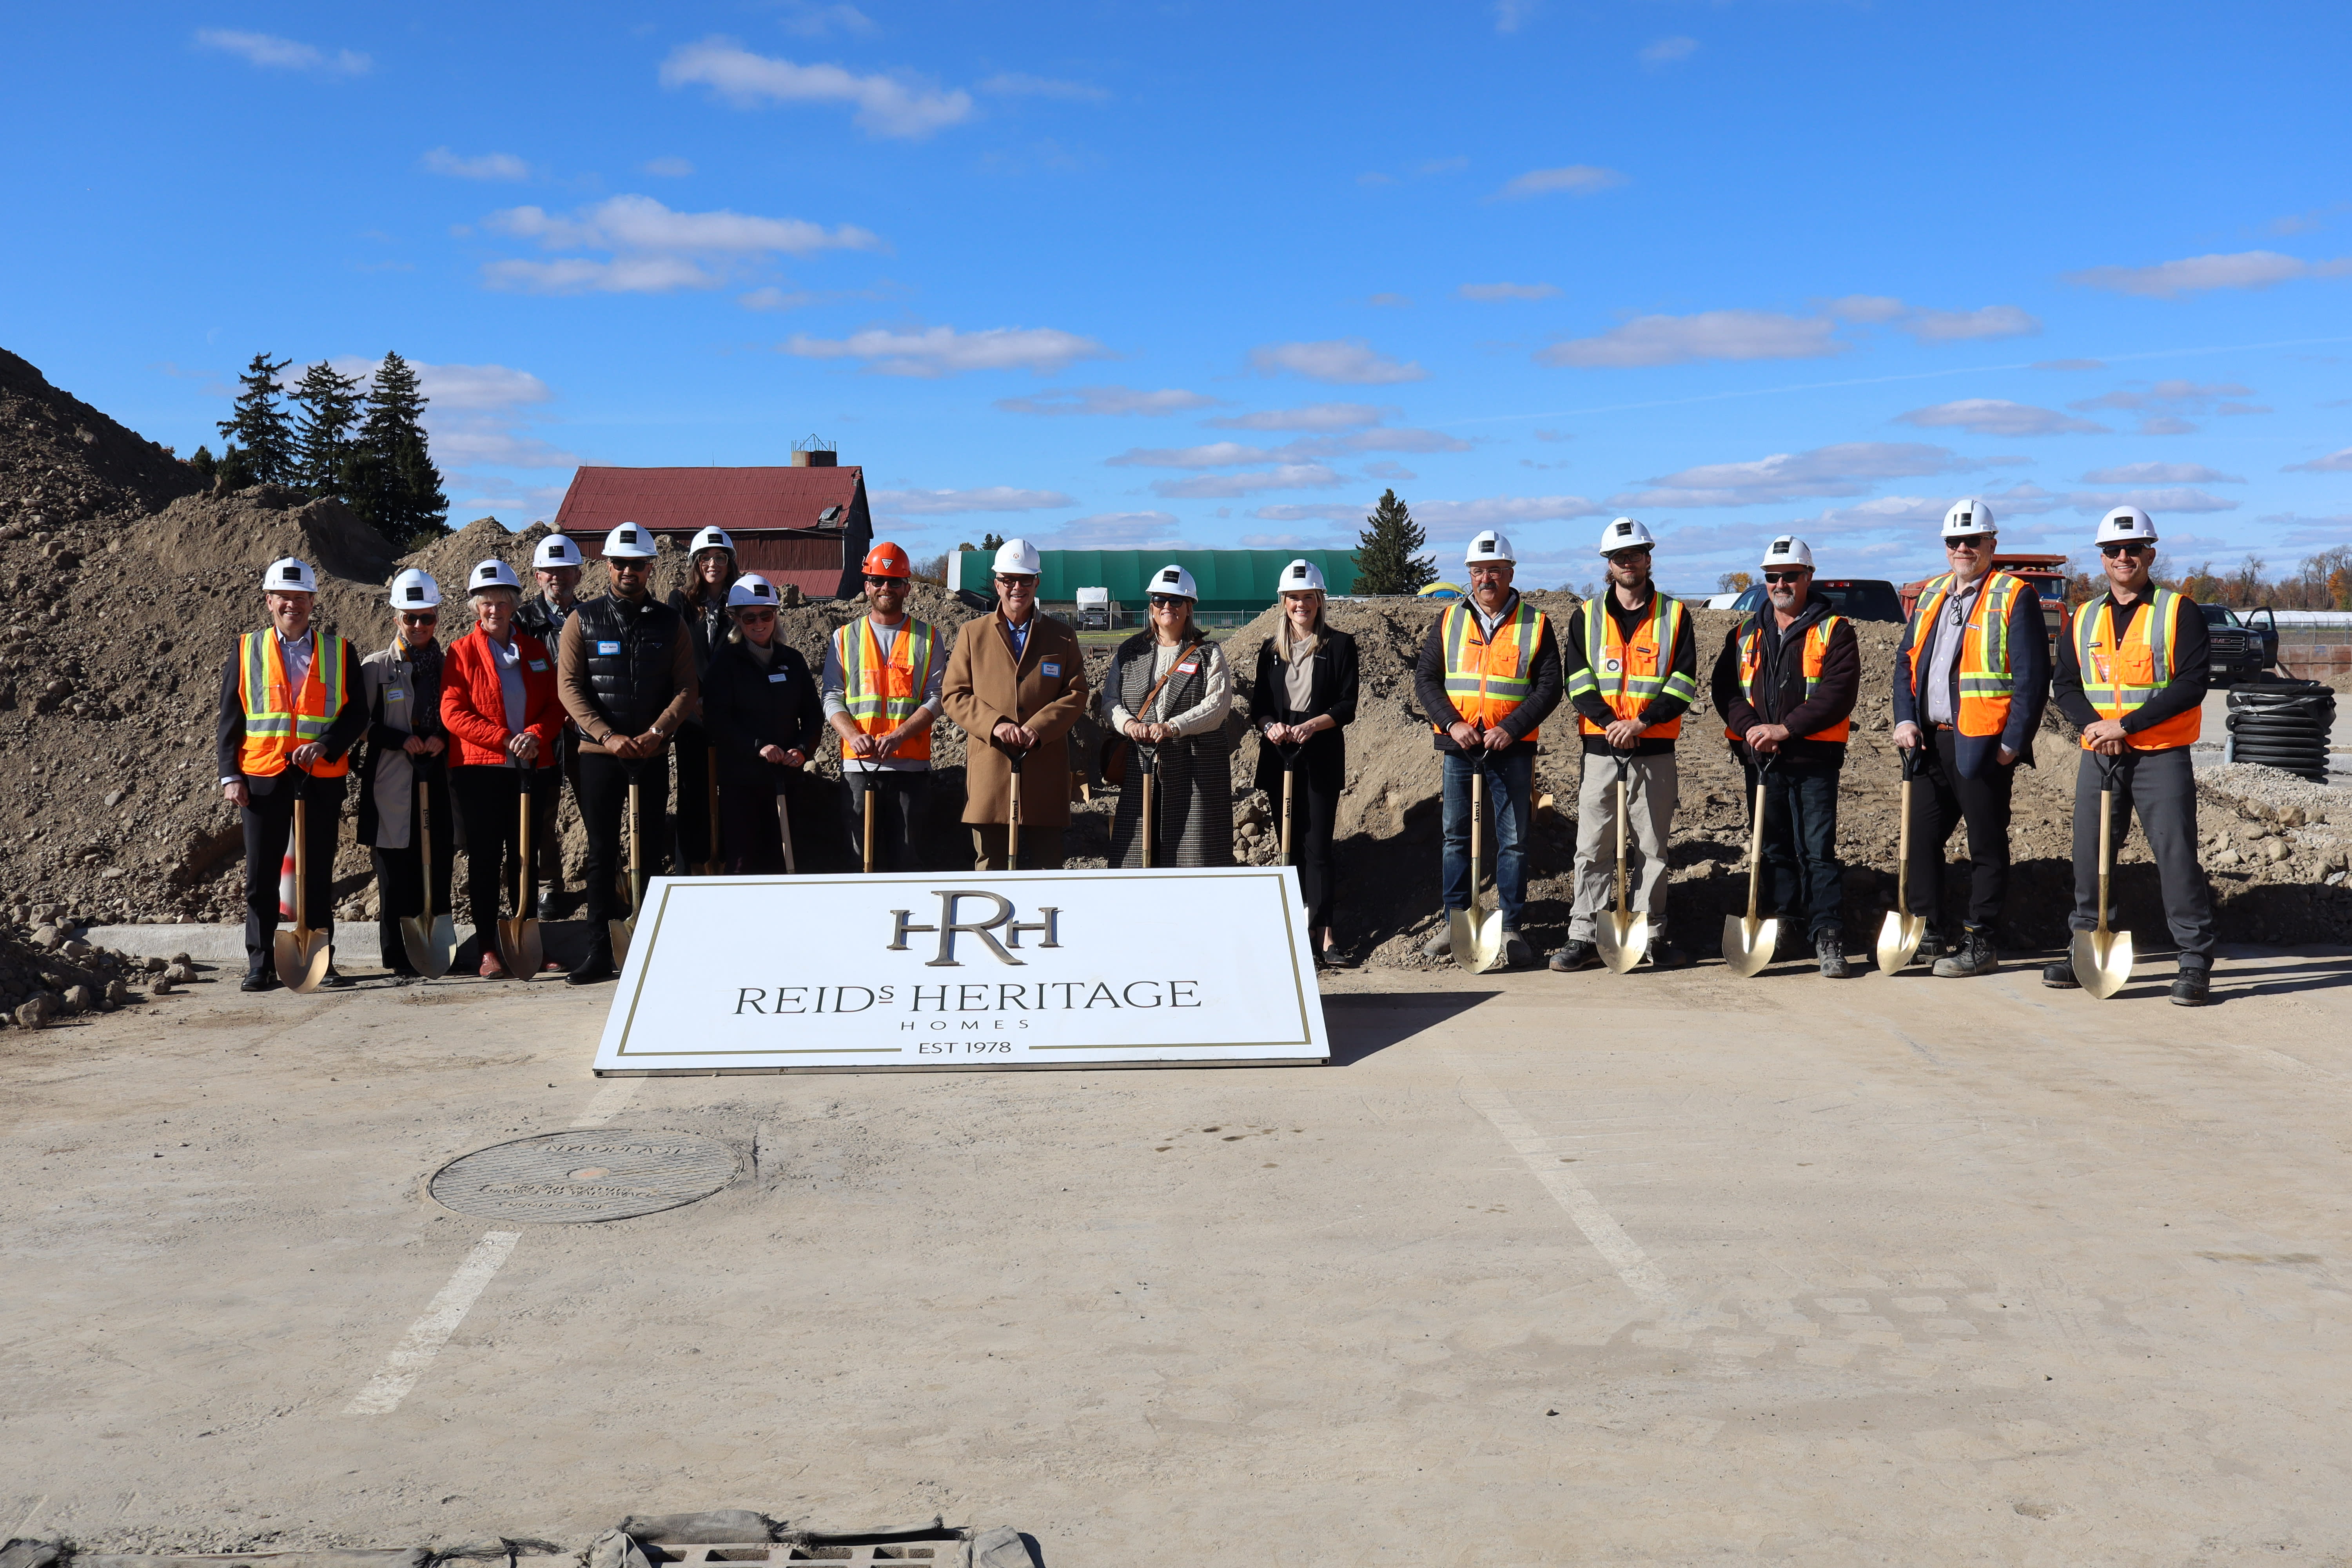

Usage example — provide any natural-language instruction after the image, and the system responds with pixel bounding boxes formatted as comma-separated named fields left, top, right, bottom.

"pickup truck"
left=2202, top=603, right=2279, bottom=685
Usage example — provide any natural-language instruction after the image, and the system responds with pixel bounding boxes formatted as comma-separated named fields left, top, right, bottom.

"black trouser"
left=719, top=765, right=812, bottom=874
left=1905, top=725, right=2015, bottom=933
left=2071, top=745, right=2216, bottom=965
left=578, top=750, right=672, bottom=953
left=1274, top=749, right=1343, bottom=929
left=531, top=732, right=574, bottom=890
left=672, top=723, right=719, bottom=874
left=372, top=773, right=453, bottom=972
left=843, top=769, right=924, bottom=871
left=452, top=766, right=551, bottom=935
left=1747, top=762, right=1844, bottom=938
left=240, top=773, right=344, bottom=975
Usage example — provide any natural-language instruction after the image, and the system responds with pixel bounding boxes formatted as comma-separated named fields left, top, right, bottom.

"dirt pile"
left=0, top=349, right=205, bottom=528
left=0, top=913, right=169, bottom=1028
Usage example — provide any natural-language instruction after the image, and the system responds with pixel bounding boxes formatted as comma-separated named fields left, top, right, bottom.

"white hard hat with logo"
left=603, top=522, right=657, bottom=560
left=533, top=532, right=583, bottom=570
left=727, top=574, right=779, bottom=608
left=1149, top=563, right=1200, bottom=600
left=1759, top=535, right=1815, bottom=570
left=1942, top=498, right=1996, bottom=539
left=1597, top=517, right=1656, bottom=556
left=388, top=568, right=441, bottom=610
left=1464, top=530, right=1516, bottom=564
left=991, top=537, right=1043, bottom=576
left=263, top=557, right=318, bottom=594
left=1278, top=558, right=1327, bottom=593
left=689, top=525, right=736, bottom=556
left=468, top=559, right=523, bottom=594
left=2094, top=505, right=2158, bottom=546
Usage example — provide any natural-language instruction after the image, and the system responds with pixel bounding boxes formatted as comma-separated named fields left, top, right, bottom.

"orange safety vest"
left=2076, top=588, right=2201, bottom=750
left=1435, top=599, right=1549, bottom=741
left=834, top=615, right=939, bottom=761
left=236, top=628, right=352, bottom=779
left=1906, top=570, right=2027, bottom=739
left=1572, top=592, right=1695, bottom=740
left=1725, top=613, right=1852, bottom=743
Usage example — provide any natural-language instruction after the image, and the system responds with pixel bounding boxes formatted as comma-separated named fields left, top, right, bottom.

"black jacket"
left=1247, top=628, right=1359, bottom=795
left=1411, top=596, right=1565, bottom=754
left=701, top=634, right=825, bottom=785
left=1710, top=600, right=1861, bottom=771
left=667, top=588, right=731, bottom=678
left=515, top=592, right=579, bottom=648
left=215, top=631, right=368, bottom=797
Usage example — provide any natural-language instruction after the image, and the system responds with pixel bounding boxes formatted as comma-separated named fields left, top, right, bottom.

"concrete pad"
left=7, top=948, right=2352, bottom=1563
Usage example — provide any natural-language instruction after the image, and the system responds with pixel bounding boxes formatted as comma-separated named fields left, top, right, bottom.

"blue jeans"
left=1748, top=763, right=1844, bottom=939
left=1442, top=748, right=1535, bottom=931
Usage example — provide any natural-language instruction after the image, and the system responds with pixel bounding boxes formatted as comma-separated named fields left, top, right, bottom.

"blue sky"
left=8, top=1, right=2352, bottom=590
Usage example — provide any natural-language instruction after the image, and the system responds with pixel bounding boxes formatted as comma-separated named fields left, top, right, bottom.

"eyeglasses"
left=1149, top=594, right=1189, bottom=610
left=398, top=613, right=438, bottom=625
left=1605, top=548, right=1652, bottom=565
left=1762, top=571, right=1806, bottom=584
left=864, top=575, right=901, bottom=587
left=1945, top=536, right=1990, bottom=550
left=994, top=574, right=1035, bottom=587
left=736, top=609, right=777, bottom=623
left=2100, top=541, right=2150, bottom=558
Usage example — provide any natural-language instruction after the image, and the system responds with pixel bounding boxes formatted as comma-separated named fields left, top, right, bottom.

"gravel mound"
left=0, top=348, right=205, bottom=528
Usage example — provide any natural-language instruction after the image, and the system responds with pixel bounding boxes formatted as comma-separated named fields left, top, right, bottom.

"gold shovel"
left=399, top=773, right=455, bottom=979
left=1450, top=753, right=1506, bottom=974
left=1008, top=744, right=1023, bottom=869
left=272, top=775, right=332, bottom=992
left=1722, top=760, right=1780, bottom=978
left=497, top=772, right=543, bottom=979
left=2072, top=752, right=2135, bottom=1000
left=776, top=781, right=797, bottom=873
left=862, top=783, right=878, bottom=873
left=609, top=770, right=644, bottom=964
left=1140, top=748, right=1157, bottom=869
left=1875, top=745, right=1927, bottom=975
left=1594, top=752, right=1651, bottom=974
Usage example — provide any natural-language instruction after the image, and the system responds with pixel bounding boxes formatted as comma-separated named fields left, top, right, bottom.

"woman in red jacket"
left=441, top=559, right=568, bottom=977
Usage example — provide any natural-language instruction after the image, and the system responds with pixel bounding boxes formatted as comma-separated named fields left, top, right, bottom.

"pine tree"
left=343, top=352, right=448, bottom=548
left=1352, top=488, right=1435, bottom=595
left=188, top=445, right=218, bottom=481
left=289, top=361, right=364, bottom=495
left=215, top=443, right=257, bottom=492
left=217, top=353, right=296, bottom=485
left=980, top=531, right=1007, bottom=553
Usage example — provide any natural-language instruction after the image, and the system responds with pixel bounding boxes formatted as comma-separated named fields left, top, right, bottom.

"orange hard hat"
left=862, top=541, right=912, bottom=579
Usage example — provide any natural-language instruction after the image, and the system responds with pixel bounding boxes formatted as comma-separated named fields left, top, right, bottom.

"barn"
left=550, top=444, right=875, bottom=601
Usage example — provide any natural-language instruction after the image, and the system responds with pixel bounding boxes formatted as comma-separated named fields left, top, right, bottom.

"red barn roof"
left=552, top=464, right=865, bottom=537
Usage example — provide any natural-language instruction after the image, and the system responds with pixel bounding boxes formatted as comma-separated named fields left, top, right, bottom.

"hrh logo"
left=887, top=890, right=1063, bottom=967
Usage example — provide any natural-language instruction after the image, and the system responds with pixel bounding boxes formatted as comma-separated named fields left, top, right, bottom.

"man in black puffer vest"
left=557, top=522, right=699, bottom=984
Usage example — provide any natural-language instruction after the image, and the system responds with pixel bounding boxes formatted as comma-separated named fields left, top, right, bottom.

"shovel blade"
left=2072, top=927, right=2134, bottom=1000
left=274, top=928, right=330, bottom=993
left=1874, top=910, right=1926, bottom=975
left=1721, top=914, right=1779, bottom=978
left=498, top=918, right=543, bottom=980
left=609, top=916, right=636, bottom=967
left=1449, top=907, right=1505, bottom=974
left=401, top=912, right=457, bottom=980
left=1595, top=911, right=1650, bottom=974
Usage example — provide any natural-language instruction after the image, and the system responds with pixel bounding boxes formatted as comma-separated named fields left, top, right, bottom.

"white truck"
left=1075, top=586, right=1114, bottom=630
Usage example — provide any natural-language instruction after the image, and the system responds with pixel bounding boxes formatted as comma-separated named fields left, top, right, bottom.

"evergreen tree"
left=980, top=531, right=1007, bottom=552
left=188, top=444, right=218, bottom=481
left=343, top=352, right=448, bottom=548
left=215, top=443, right=257, bottom=492
left=217, top=353, right=296, bottom=485
left=1352, top=488, right=1435, bottom=595
left=289, top=361, right=364, bottom=495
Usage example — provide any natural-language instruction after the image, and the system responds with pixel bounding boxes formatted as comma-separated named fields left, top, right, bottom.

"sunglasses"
left=1945, top=535, right=1990, bottom=549
left=399, top=613, right=439, bottom=625
left=864, top=575, right=902, bottom=587
left=1149, top=594, right=1189, bottom=609
left=2100, top=541, right=2150, bottom=558
left=993, top=574, right=1035, bottom=586
left=1605, top=548, right=1652, bottom=564
left=1762, top=570, right=1806, bottom=584
left=737, top=608, right=777, bottom=622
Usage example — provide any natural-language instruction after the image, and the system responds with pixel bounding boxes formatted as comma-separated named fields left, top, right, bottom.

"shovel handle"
left=1469, top=761, right=1485, bottom=911
left=2094, top=786, right=2114, bottom=938
left=292, top=795, right=309, bottom=932
left=627, top=776, right=644, bottom=915
left=516, top=774, right=534, bottom=920
left=1893, top=774, right=1912, bottom=910
left=1281, top=766, right=1294, bottom=866
left=863, top=784, right=877, bottom=874
left=1743, top=775, right=1769, bottom=924
left=1613, top=770, right=1630, bottom=916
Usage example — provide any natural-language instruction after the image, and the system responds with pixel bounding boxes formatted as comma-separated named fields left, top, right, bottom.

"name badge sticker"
left=1176, top=660, right=1199, bottom=675
left=386, top=690, right=405, bottom=700
left=597, top=641, right=622, bottom=655
left=1041, top=659, right=1061, bottom=677
left=768, top=671, right=792, bottom=684
left=528, top=659, right=549, bottom=672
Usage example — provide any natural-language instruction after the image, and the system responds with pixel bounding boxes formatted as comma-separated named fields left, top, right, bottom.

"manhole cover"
left=428, top=1129, right=738, bottom=1223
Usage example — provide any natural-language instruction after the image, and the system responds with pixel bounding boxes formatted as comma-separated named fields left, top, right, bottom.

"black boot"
left=240, top=967, right=280, bottom=993
left=2171, top=964, right=2212, bottom=1006
left=1547, top=938, right=1598, bottom=972
left=1644, top=926, right=1691, bottom=969
left=1932, top=927, right=1998, bottom=978
left=2042, top=956, right=2079, bottom=989
left=568, top=941, right=617, bottom=986
left=1816, top=930, right=1853, bottom=978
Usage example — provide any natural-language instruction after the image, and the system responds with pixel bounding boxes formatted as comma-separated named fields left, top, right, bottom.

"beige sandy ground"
left=9, top=941, right=2352, bottom=1565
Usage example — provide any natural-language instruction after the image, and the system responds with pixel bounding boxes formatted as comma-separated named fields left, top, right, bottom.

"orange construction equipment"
left=862, top=541, right=912, bottom=579
left=1902, top=552, right=2072, bottom=657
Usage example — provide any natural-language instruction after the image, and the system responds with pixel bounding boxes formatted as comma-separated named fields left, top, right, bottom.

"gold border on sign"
left=606, top=869, right=1317, bottom=1061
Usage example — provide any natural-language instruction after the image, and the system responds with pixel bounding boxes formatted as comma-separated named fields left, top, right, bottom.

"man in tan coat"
left=942, top=537, right=1090, bottom=870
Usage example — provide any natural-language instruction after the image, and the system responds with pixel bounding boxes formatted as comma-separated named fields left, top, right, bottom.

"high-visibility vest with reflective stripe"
left=2075, top=588, right=2201, bottom=750
left=1570, top=592, right=1695, bottom=740
left=1905, top=570, right=2027, bottom=739
left=834, top=614, right=938, bottom=760
left=236, top=628, right=352, bottom=779
left=1436, top=599, right=1549, bottom=740
left=1726, top=613, right=1852, bottom=743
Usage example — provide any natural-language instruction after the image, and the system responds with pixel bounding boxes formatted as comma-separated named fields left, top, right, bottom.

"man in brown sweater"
left=942, top=538, right=1091, bottom=869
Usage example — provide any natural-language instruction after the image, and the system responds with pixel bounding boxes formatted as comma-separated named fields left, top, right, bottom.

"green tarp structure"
left=947, top=548, right=1363, bottom=612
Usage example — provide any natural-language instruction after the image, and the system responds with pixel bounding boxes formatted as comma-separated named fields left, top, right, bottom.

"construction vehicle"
left=1074, top=586, right=1115, bottom=630
left=1899, top=553, right=2072, bottom=656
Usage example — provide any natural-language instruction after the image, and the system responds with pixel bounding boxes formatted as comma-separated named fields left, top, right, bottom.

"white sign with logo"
left=592, top=867, right=1328, bottom=1074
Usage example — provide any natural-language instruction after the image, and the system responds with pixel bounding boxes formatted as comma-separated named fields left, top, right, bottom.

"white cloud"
left=1640, top=35, right=1698, bottom=65
left=1112, top=441, right=1290, bottom=469
left=2080, top=462, right=2245, bottom=485
left=486, top=256, right=721, bottom=294
left=1237, top=529, right=1349, bottom=547
left=642, top=156, right=695, bottom=178
left=1493, top=0, right=1538, bottom=32
left=2063, top=249, right=2352, bottom=298
left=786, top=323, right=1111, bottom=377
left=978, top=73, right=1109, bottom=102
left=871, top=486, right=1077, bottom=515
left=1821, top=295, right=2040, bottom=342
left=2067, top=487, right=2239, bottom=515
left=1031, top=511, right=1193, bottom=549
left=738, top=286, right=815, bottom=311
left=2139, top=416, right=2200, bottom=437
left=2034, top=358, right=2107, bottom=371
left=1540, top=310, right=1840, bottom=368
left=1348, top=426, right=1472, bottom=454
left=480, top=194, right=880, bottom=294
left=1493, top=165, right=1627, bottom=201
left=1208, top=403, right=1385, bottom=432
left=1151, top=465, right=1342, bottom=499
left=777, top=2, right=878, bottom=36
left=2285, top=447, right=2352, bottom=474
left=1250, top=505, right=1366, bottom=525
left=994, top=385, right=1216, bottom=417
left=658, top=37, right=973, bottom=139
left=194, top=29, right=369, bottom=75
left=309, top=357, right=552, bottom=411
left=1248, top=338, right=1425, bottom=385
left=1412, top=495, right=1608, bottom=529
left=424, top=147, right=530, bottom=181
left=448, top=479, right=570, bottom=521
left=1619, top=442, right=1974, bottom=508
left=1111, top=424, right=1469, bottom=469
left=1365, top=292, right=1413, bottom=308
left=2066, top=379, right=2270, bottom=435
left=1896, top=399, right=2107, bottom=437
left=1459, top=281, right=1561, bottom=302
left=432, top=430, right=581, bottom=469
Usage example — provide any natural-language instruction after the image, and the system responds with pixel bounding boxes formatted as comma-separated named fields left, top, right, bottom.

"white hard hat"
left=727, top=573, right=780, bottom=608
left=532, top=532, right=583, bottom=570
left=1597, top=517, right=1656, bottom=556
left=1941, top=498, right=1996, bottom=539
left=1759, top=535, right=1815, bottom=570
left=991, top=537, right=1043, bottom=576
left=689, top=525, right=736, bottom=556
left=1464, top=530, right=1516, bottom=565
left=388, top=568, right=441, bottom=610
left=1278, top=558, right=1327, bottom=594
left=1148, top=563, right=1200, bottom=600
left=2094, top=505, right=2158, bottom=546
left=263, top=557, right=318, bottom=594
left=468, top=559, right=522, bottom=594
left=603, top=522, right=657, bottom=560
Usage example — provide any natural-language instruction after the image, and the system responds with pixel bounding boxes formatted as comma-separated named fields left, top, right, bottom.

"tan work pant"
left=1568, top=750, right=1678, bottom=941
